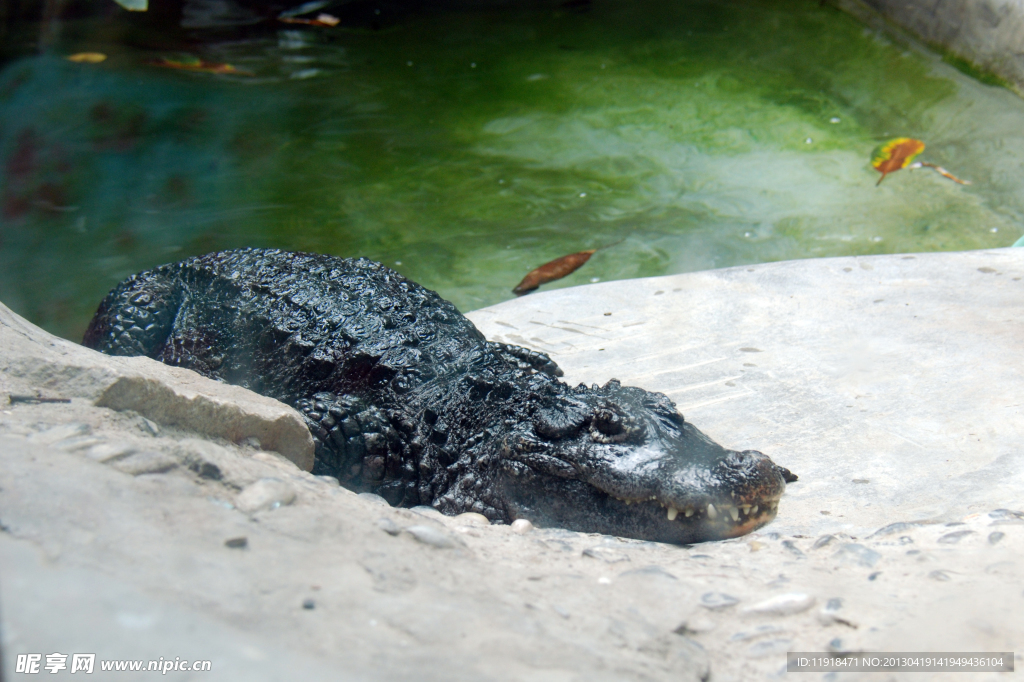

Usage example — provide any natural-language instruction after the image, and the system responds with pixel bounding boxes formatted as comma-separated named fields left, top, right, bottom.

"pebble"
left=234, top=478, right=298, bottom=514
left=746, top=638, right=792, bottom=658
left=110, top=451, right=179, bottom=476
left=452, top=512, right=489, bottom=526
left=811, top=535, right=836, bottom=550
left=28, top=422, right=90, bottom=444
left=988, top=509, right=1024, bottom=524
left=983, top=561, right=1015, bottom=576
left=358, top=492, right=389, bottom=506
left=618, top=565, right=677, bottom=580
left=582, top=546, right=630, bottom=563
left=988, top=531, right=1005, bottom=545
left=781, top=540, right=804, bottom=557
left=870, top=522, right=918, bottom=538
left=405, top=525, right=463, bottom=549
left=224, top=536, right=248, bottom=549
left=817, top=598, right=856, bottom=627
left=302, top=598, right=315, bottom=610
left=511, top=519, right=534, bottom=534
left=741, top=592, right=815, bottom=616
left=928, top=570, right=952, bottom=581
left=730, top=625, right=785, bottom=641
left=377, top=517, right=402, bottom=536
left=833, top=543, right=881, bottom=568
left=700, top=592, right=739, bottom=610
left=938, top=530, right=975, bottom=544
left=239, top=436, right=261, bottom=449
left=84, top=442, right=137, bottom=463
left=54, top=436, right=104, bottom=452
left=141, top=417, right=161, bottom=436
left=410, top=505, right=446, bottom=520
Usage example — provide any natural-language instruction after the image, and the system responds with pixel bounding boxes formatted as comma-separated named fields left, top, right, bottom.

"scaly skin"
left=83, top=248, right=796, bottom=544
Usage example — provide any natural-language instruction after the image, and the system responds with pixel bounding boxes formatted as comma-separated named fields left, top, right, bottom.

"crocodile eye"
left=589, top=404, right=644, bottom=443
left=592, top=408, right=623, bottom=436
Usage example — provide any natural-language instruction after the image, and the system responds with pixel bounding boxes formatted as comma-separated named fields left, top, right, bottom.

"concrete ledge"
left=468, top=248, right=1024, bottom=537
left=0, top=301, right=314, bottom=470
left=835, top=0, right=1024, bottom=93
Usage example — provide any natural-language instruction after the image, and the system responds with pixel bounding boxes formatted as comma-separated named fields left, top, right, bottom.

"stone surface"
left=836, top=0, right=1024, bottom=94
left=0, top=301, right=314, bottom=470
left=467, top=248, right=1024, bottom=539
left=2, top=249, right=1024, bottom=681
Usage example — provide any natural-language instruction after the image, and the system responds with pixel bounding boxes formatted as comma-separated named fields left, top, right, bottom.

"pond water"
left=2, top=0, right=1023, bottom=341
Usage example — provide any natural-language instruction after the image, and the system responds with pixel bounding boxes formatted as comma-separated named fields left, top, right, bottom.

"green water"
left=2, top=0, right=1023, bottom=341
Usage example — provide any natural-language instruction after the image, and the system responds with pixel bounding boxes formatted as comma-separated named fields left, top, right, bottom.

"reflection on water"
left=1, top=0, right=1022, bottom=340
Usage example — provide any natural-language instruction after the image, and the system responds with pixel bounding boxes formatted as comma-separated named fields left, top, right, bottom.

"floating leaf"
left=872, top=137, right=925, bottom=186
left=66, top=52, right=107, bottom=63
left=513, top=250, right=596, bottom=295
left=148, top=57, right=252, bottom=76
left=279, top=13, right=339, bottom=25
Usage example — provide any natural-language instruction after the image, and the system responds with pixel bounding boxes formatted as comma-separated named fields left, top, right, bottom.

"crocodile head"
left=495, top=380, right=795, bottom=544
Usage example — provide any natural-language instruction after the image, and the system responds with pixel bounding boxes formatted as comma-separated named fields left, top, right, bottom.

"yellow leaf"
left=67, top=52, right=107, bottom=63
left=871, top=137, right=925, bottom=186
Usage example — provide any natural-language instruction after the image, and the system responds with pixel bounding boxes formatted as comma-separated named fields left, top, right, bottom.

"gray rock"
left=0, top=301, right=313, bottom=470
left=377, top=518, right=402, bottom=536
left=929, top=570, right=952, bottom=581
left=452, top=512, right=490, bottom=527
left=870, top=522, right=919, bottom=538
left=812, top=535, right=838, bottom=550
left=741, top=593, right=815, bottom=616
left=988, top=531, right=1005, bottom=545
left=83, top=442, right=137, bottom=463
left=746, top=638, right=792, bottom=658
left=781, top=540, right=805, bottom=557
left=28, top=423, right=90, bottom=445
left=989, top=509, right=1024, bottom=525
left=938, top=530, right=976, bottom=544
left=700, top=592, right=739, bottom=610
left=109, top=450, right=179, bottom=476
left=404, top=525, right=463, bottom=549
left=234, top=478, right=298, bottom=514
left=582, top=546, right=630, bottom=563
left=510, top=519, right=534, bottom=534
left=730, top=625, right=785, bottom=641
left=833, top=544, right=881, bottom=568
left=619, top=565, right=678, bottom=581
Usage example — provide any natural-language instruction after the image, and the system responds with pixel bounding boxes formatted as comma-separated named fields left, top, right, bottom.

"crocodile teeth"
left=684, top=508, right=694, bottom=517
left=667, top=507, right=678, bottom=521
left=741, top=505, right=751, bottom=514
left=729, top=506, right=739, bottom=522
left=707, top=503, right=717, bottom=519
left=751, top=505, right=758, bottom=515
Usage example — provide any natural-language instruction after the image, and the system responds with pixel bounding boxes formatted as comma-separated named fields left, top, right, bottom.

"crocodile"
left=83, top=248, right=796, bottom=544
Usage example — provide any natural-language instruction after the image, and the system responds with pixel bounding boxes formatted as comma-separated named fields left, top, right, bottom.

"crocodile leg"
left=295, top=392, right=417, bottom=506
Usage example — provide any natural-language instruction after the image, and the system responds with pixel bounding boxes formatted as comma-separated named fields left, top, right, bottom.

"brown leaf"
left=513, top=250, right=596, bottom=295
